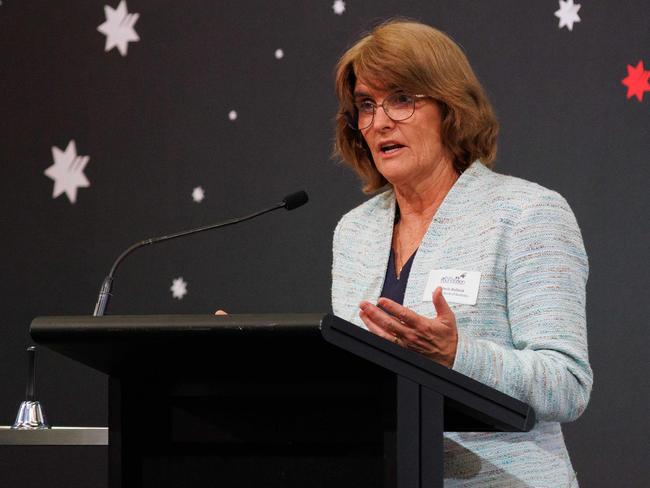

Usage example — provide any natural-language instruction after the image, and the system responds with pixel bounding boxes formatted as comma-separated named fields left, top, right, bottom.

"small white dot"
left=274, top=48, right=284, bottom=59
left=192, top=186, right=205, bottom=203
left=228, top=110, right=238, bottom=121
left=332, top=0, right=345, bottom=15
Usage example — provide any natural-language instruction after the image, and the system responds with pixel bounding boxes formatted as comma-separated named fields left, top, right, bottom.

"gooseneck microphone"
left=93, top=190, right=309, bottom=316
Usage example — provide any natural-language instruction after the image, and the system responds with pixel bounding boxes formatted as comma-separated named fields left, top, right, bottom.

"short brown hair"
left=334, top=20, right=499, bottom=193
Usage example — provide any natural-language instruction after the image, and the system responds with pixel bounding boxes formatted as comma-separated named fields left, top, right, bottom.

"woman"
left=331, top=20, right=592, bottom=487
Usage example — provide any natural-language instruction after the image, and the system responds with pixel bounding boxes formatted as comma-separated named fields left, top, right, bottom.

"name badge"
left=422, top=269, right=481, bottom=305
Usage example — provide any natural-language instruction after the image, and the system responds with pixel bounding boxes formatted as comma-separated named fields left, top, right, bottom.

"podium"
left=30, top=313, right=535, bottom=488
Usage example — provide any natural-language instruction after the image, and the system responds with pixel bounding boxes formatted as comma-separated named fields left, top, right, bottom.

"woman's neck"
left=393, top=160, right=459, bottom=224
left=390, top=160, right=459, bottom=277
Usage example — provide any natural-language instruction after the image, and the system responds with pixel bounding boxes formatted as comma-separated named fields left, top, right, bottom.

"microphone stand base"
left=11, top=401, right=50, bottom=430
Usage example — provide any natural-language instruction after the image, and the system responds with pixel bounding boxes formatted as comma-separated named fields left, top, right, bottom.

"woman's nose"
left=372, top=104, right=395, bottom=130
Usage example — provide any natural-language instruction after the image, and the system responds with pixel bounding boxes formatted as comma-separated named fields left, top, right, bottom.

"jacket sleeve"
left=331, top=216, right=346, bottom=316
left=451, top=191, right=593, bottom=422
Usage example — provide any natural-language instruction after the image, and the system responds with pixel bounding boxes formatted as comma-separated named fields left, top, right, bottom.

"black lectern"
left=31, top=314, right=535, bottom=488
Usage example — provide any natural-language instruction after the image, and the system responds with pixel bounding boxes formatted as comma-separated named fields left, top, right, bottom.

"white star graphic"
left=554, top=0, right=581, bottom=31
left=228, top=110, right=238, bottom=121
left=192, top=186, right=205, bottom=202
left=274, top=48, right=284, bottom=60
left=44, top=140, right=90, bottom=204
left=170, top=277, right=188, bottom=299
left=97, top=1, right=140, bottom=56
left=332, top=0, right=345, bottom=15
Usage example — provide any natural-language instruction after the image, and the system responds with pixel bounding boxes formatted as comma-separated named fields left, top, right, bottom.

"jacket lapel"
left=355, top=190, right=396, bottom=316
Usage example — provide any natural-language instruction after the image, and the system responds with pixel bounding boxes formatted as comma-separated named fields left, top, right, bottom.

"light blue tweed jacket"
left=331, top=162, right=592, bottom=487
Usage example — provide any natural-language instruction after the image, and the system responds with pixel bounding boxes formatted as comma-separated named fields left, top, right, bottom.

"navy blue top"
left=380, top=247, right=417, bottom=305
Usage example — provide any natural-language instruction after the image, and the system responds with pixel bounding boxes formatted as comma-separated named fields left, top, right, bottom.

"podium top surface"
left=31, top=313, right=324, bottom=336
left=30, top=313, right=351, bottom=377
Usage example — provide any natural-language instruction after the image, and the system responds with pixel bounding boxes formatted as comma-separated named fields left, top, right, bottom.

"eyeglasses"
left=346, top=93, right=428, bottom=130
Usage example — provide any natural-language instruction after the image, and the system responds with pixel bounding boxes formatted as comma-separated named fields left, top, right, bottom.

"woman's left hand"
left=359, top=286, right=458, bottom=367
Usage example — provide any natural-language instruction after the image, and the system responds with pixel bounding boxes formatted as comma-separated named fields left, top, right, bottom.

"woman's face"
left=354, top=79, right=451, bottom=189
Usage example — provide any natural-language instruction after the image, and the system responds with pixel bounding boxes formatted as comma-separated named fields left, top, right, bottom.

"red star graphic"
left=621, top=61, right=650, bottom=102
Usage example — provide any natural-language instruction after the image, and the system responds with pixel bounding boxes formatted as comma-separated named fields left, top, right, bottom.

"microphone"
left=93, top=190, right=309, bottom=316
left=283, top=190, right=308, bottom=210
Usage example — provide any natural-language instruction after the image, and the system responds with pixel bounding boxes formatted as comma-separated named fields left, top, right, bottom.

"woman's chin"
left=377, top=166, right=414, bottom=187
left=377, top=157, right=409, bottom=177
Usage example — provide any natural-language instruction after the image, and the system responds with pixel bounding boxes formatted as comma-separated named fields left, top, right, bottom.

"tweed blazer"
left=332, top=162, right=592, bottom=487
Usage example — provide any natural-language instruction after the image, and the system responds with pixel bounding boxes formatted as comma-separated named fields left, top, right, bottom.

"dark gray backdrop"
left=1, top=1, right=648, bottom=487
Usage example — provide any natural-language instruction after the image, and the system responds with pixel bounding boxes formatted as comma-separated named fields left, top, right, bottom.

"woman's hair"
left=334, top=19, right=499, bottom=193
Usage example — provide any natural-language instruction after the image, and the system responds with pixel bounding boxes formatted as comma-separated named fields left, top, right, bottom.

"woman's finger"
left=376, top=297, right=421, bottom=327
left=359, top=301, right=409, bottom=336
left=432, top=287, right=454, bottom=322
left=359, top=309, right=396, bottom=342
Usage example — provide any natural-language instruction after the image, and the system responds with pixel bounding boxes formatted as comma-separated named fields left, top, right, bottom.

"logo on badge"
left=441, top=273, right=467, bottom=286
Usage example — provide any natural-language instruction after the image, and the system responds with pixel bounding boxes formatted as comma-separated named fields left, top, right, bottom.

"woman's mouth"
left=380, top=143, right=405, bottom=155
